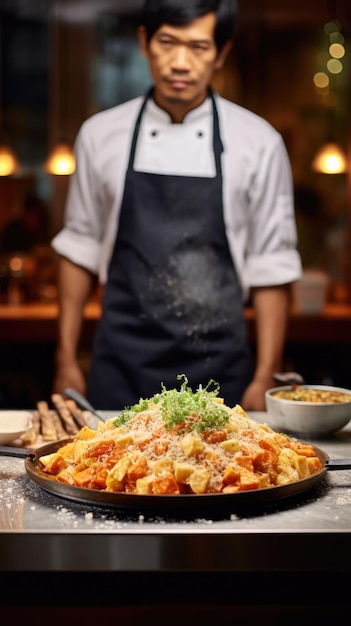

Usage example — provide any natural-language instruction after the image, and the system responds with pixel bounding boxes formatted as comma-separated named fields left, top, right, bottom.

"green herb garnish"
left=113, top=398, right=150, bottom=428
left=113, top=374, right=229, bottom=433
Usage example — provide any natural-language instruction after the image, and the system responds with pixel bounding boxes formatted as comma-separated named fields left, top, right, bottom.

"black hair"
left=140, top=0, right=238, bottom=52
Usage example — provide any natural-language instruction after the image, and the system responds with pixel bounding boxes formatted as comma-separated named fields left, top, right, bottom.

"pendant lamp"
left=312, top=141, right=348, bottom=174
left=45, top=0, right=75, bottom=176
left=44, top=141, right=75, bottom=175
left=0, top=19, right=21, bottom=176
left=0, top=143, right=21, bottom=176
left=311, top=3, right=348, bottom=174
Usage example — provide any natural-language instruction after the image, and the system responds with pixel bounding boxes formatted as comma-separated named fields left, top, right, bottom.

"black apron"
left=87, top=91, right=253, bottom=409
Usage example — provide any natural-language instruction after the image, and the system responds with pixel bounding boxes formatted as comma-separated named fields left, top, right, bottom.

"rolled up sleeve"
left=51, top=228, right=101, bottom=274
left=246, top=249, right=302, bottom=286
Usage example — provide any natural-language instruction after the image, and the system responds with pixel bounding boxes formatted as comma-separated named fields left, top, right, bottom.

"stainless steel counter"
left=1, top=412, right=351, bottom=575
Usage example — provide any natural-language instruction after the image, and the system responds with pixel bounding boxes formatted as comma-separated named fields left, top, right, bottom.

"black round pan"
left=1, top=440, right=351, bottom=514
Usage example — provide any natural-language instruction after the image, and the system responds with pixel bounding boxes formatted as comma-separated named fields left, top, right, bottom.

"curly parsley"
left=113, top=374, right=229, bottom=432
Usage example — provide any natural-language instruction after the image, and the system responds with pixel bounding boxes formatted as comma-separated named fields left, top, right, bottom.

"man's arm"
left=240, top=284, right=290, bottom=411
left=53, top=256, right=97, bottom=395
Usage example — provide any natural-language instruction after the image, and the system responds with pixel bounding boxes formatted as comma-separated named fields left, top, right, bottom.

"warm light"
left=9, top=257, right=23, bottom=273
left=0, top=144, right=21, bottom=176
left=329, top=43, right=345, bottom=59
left=44, top=142, right=76, bottom=175
left=313, top=71, right=329, bottom=89
left=327, top=58, right=343, bottom=74
left=312, top=142, right=348, bottom=174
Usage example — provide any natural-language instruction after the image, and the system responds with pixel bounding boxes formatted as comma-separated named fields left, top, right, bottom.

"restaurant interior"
left=1, top=3, right=351, bottom=624
left=0, top=0, right=351, bottom=408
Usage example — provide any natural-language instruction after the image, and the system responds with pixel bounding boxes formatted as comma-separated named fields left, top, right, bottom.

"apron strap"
left=127, top=88, right=153, bottom=171
left=209, top=89, right=224, bottom=178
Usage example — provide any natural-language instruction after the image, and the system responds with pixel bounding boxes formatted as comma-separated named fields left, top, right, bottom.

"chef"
left=52, top=0, right=302, bottom=410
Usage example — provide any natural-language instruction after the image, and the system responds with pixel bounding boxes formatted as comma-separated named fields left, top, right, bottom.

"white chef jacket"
left=51, top=93, right=302, bottom=301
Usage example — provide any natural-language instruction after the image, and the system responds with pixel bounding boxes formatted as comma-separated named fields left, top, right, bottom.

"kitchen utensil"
left=0, top=439, right=350, bottom=514
left=63, top=388, right=106, bottom=422
left=273, top=372, right=305, bottom=387
left=265, top=384, right=351, bottom=437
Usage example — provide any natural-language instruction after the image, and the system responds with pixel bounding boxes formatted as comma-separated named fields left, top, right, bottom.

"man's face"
left=138, top=13, right=231, bottom=120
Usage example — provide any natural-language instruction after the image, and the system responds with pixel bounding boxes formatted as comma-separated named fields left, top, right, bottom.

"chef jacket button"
left=197, top=131, right=204, bottom=138
left=151, top=130, right=158, bottom=137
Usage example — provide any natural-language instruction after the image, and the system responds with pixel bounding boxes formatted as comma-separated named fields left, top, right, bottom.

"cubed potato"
left=174, top=462, right=195, bottom=483
left=276, top=466, right=299, bottom=485
left=114, top=433, right=133, bottom=446
left=219, top=438, right=240, bottom=453
left=107, top=455, right=131, bottom=486
left=278, top=448, right=309, bottom=479
left=106, top=461, right=128, bottom=491
left=187, top=467, right=210, bottom=494
left=57, top=442, right=75, bottom=458
left=152, top=458, right=173, bottom=476
left=257, top=472, right=271, bottom=488
left=106, top=473, right=124, bottom=492
left=278, top=447, right=296, bottom=470
left=181, top=434, right=205, bottom=457
left=293, top=454, right=309, bottom=479
left=226, top=419, right=239, bottom=433
left=73, top=440, right=91, bottom=463
left=40, top=452, right=67, bottom=475
left=75, top=426, right=97, bottom=440
left=136, top=475, right=154, bottom=494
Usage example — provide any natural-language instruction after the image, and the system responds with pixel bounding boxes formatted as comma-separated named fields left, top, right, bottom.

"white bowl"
left=265, top=385, right=351, bottom=438
left=0, top=411, right=33, bottom=445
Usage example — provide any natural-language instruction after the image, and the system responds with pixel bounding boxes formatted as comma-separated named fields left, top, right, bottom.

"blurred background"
left=0, top=0, right=351, bottom=406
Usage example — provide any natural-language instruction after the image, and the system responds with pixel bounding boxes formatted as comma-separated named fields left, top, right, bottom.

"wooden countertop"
left=0, top=300, right=350, bottom=343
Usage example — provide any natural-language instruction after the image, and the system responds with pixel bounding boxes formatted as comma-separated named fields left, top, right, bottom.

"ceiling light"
left=312, top=141, right=348, bottom=174
left=0, top=143, right=21, bottom=176
left=44, top=0, right=75, bottom=176
left=44, top=141, right=76, bottom=175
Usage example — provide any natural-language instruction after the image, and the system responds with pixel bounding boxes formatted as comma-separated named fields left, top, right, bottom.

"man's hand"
left=52, top=360, right=87, bottom=397
left=240, top=377, right=274, bottom=411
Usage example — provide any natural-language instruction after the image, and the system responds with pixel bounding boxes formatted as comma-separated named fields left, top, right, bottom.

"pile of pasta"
left=40, top=379, right=323, bottom=495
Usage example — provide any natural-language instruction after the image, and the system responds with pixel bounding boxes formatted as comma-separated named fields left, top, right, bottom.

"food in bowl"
left=265, top=384, right=351, bottom=437
left=0, top=411, right=33, bottom=445
left=39, top=377, right=323, bottom=495
left=271, top=388, right=351, bottom=403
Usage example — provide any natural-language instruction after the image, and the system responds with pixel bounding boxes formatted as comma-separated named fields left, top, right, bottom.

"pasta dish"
left=40, top=377, right=323, bottom=495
